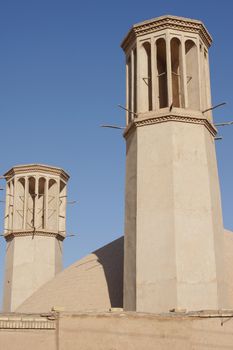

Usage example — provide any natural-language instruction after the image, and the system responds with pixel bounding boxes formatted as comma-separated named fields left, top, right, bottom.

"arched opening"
left=127, top=55, right=132, bottom=122
left=133, top=48, right=137, bottom=114
left=156, top=38, right=168, bottom=108
left=171, top=38, right=184, bottom=108
left=204, top=49, right=210, bottom=114
left=48, top=179, right=57, bottom=231
left=27, top=177, right=35, bottom=229
left=4, top=181, right=11, bottom=232
left=9, top=180, right=14, bottom=230
left=15, top=178, right=25, bottom=229
left=185, top=40, right=199, bottom=110
left=5, top=180, right=14, bottom=232
left=38, top=178, right=46, bottom=229
left=141, top=42, right=152, bottom=112
left=59, top=180, right=66, bottom=234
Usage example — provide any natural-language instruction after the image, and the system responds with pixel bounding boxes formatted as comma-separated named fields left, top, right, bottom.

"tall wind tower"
left=122, top=16, right=227, bottom=313
left=3, top=164, right=69, bottom=312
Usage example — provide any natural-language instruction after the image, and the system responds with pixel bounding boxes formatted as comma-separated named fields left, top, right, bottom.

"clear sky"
left=0, top=0, right=233, bottom=307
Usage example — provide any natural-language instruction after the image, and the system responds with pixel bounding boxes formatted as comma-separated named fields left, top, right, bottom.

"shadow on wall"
left=94, top=236, right=124, bottom=308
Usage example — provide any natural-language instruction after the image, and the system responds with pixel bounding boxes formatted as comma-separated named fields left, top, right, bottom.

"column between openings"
left=181, top=36, right=188, bottom=108
left=204, top=49, right=212, bottom=119
left=166, top=31, right=173, bottom=108
left=197, top=38, right=203, bottom=112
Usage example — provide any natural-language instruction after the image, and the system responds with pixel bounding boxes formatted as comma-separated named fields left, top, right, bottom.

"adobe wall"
left=58, top=311, right=233, bottom=350
left=1, top=311, right=233, bottom=349
left=0, top=314, right=56, bottom=350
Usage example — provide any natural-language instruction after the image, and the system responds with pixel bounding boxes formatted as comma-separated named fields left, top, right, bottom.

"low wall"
left=0, top=313, right=56, bottom=350
left=1, top=311, right=233, bottom=350
left=58, top=311, right=233, bottom=350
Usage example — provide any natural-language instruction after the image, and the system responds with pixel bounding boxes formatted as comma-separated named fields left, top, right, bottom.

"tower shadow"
left=93, top=236, right=124, bottom=308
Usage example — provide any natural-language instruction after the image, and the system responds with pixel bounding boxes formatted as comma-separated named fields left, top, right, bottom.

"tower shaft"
left=3, top=164, right=69, bottom=312
left=122, top=16, right=227, bottom=312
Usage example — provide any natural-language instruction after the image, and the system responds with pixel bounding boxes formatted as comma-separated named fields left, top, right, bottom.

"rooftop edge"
left=121, top=15, right=212, bottom=51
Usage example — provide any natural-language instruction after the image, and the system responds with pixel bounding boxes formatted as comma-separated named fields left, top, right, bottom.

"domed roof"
left=16, top=237, right=123, bottom=313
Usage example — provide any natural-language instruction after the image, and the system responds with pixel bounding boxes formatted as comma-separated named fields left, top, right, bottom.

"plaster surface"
left=16, top=231, right=233, bottom=314
left=124, top=121, right=226, bottom=312
left=1, top=311, right=233, bottom=350
left=3, top=236, right=62, bottom=312
left=58, top=311, right=233, bottom=350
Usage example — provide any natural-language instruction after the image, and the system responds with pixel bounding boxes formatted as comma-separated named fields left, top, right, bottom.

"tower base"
left=124, top=117, right=227, bottom=313
left=3, top=234, right=62, bottom=312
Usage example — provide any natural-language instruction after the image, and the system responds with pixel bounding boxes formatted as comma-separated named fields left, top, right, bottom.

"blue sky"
left=0, top=0, right=233, bottom=306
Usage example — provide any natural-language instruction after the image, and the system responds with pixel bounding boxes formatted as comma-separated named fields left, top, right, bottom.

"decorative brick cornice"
left=4, top=230, right=65, bottom=241
left=0, top=314, right=56, bottom=329
left=123, top=113, right=217, bottom=139
left=121, top=15, right=212, bottom=52
left=4, top=164, right=69, bottom=182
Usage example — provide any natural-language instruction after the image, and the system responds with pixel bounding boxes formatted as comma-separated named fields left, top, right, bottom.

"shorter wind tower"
left=2, top=164, right=69, bottom=312
left=122, top=16, right=227, bottom=313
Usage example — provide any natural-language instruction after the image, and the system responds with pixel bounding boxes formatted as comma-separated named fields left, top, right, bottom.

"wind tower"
left=122, top=16, right=227, bottom=312
left=3, top=164, right=69, bottom=312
